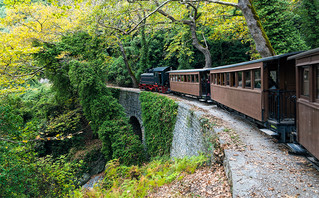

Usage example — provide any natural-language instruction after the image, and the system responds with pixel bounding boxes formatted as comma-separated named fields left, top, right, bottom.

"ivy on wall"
left=140, top=92, right=178, bottom=158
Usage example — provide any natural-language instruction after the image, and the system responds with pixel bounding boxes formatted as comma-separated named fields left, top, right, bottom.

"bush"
left=140, top=92, right=178, bottom=158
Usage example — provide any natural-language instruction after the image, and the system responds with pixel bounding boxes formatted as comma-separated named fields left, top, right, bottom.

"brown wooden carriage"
left=288, top=48, right=319, bottom=159
left=168, top=69, right=211, bottom=99
left=209, top=53, right=298, bottom=142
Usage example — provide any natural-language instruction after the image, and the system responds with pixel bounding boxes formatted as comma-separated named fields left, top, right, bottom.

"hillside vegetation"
left=0, top=0, right=318, bottom=197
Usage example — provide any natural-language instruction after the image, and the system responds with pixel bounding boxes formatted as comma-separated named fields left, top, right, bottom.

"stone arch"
left=129, top=116, right=143, bottom=142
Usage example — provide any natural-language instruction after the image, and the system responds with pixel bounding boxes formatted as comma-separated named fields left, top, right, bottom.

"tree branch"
left=126, top=0, right=172, bottom=34
left=1, top=67, right=44, bottom=78
left=202, top=32, right=208, bottom=48
left=185, top=0, right=239, bottom=8
left=0, top=128, right=86, bottom=144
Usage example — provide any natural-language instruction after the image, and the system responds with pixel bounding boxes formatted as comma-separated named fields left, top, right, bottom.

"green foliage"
left=43, top=108, right=84, bottom=157
left=297, top=0, right=319, bottom=48
left=106, top=56, right=133, bottom=87
left=0, top=104, right=23, bottom=139
left=209, top=39, right=250, bottom=67
left=35, top=32, right=145, bottom=165
left=0, top=102, right=83, bottom=197
left=73, top=155, right=208, bottom=197
left=107, top=87, right=121, bottom=100
left=254, top=0, right=309, bottom=54
left=140, top=92, right=178, bottom=158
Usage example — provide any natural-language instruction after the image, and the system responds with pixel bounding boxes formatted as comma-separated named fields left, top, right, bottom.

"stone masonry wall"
left=118, top=90, right=145, bottom=143
left=170, top=102, right=211, bottom=159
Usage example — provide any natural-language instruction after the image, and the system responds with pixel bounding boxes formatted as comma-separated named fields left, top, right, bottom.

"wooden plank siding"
left=169, top=72, right=201, bottom=97
left=290, top=48, right=319, bottom=159
left=210, top=62, right=264, bottom=121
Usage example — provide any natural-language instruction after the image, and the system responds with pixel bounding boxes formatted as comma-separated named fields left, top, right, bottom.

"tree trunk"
left=184, top=20, right=212, bottom=68
left=237, top=0, right=276, bottom=57
left=118, top=40, right=139, bottom=88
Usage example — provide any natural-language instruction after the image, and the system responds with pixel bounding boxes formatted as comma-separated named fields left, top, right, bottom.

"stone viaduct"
left=117, top=88, right=212, bottom=159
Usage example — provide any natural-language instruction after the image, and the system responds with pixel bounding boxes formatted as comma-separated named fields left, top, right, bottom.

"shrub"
left=140, top=92, right=178, bottom=158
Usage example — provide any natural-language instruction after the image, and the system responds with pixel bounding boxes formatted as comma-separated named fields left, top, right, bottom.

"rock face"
left=170, top=102, right=212, bottom=159
left=78, top=154, right=107, bottom=186
left=89, top=154, right=106, bottom=176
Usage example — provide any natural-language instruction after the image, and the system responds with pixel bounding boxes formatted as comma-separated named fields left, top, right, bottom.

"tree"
left=126, top=0, right=275, bottom=58
left=0, top=1, right=86, bottom=95
left=87, top=0, right=147, bottom=87
left=254, top=0, right=309, bottom=54
left=297, top=0, right=319, bottom=48
left=153, top=0, right=212, bottom=68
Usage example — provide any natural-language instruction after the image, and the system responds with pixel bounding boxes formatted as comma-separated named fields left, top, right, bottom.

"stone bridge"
left=117, top=88, right=212, bottom=159
left=118, top=89, right=145, bottom=144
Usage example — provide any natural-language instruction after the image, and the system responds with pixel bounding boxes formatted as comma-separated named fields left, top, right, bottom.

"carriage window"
left=221, top=73, right=225, bottom=85
left=196, top=75, right=199, bottom=82
left=244, top=70, right=251, bottom=88
left=316, top=65, right=319, bottom=99
left=254, top=69, right=261, bottom=89
left=191, top=75, right=194, bottom=82
left=238, top=72, right=242, bottom=87
left=230, top=72, right=235, bottom=87
left=226, top=73, right=230, bottom=86
left=302, top=67, right=310, bottom=97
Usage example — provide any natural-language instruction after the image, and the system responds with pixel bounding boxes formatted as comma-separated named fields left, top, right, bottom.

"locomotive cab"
left=139, top=67, right=171, bottom=93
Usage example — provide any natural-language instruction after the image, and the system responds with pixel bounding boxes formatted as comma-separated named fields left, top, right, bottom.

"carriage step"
left=260, top=129, right=279, bottom=137
left=287, top=143, right=306, bottom=155
left=207, top=100, right=214, bottom=103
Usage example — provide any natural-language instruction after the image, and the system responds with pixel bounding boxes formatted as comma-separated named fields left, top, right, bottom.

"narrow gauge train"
left=139, top=48, right=319, bottom=160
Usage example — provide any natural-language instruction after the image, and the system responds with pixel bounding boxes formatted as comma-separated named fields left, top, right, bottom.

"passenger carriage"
left=168, top=69, right=211, bottom=101
left=288, top=48, right=319, bottom=159
left=209, top=52, right=299, bottom=142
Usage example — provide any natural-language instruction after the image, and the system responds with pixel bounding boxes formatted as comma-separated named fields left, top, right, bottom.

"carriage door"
left=267, top=64, right=296, bottom=123
left=158, top=72, right=162, bottom=85
left=201, top=72, right=210, bottom=97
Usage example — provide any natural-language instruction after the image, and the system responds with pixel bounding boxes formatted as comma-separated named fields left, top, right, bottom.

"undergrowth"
left=72, top=155, right=208, bottom=198
left=140, top=92, right=178, bottom=158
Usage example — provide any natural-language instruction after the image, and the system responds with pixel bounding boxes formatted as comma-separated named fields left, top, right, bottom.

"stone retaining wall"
left=170, top=102, right=212, bottom=159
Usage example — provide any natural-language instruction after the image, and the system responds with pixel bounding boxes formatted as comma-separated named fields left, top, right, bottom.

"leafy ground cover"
left=73, top=155, right=213, bottom=197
